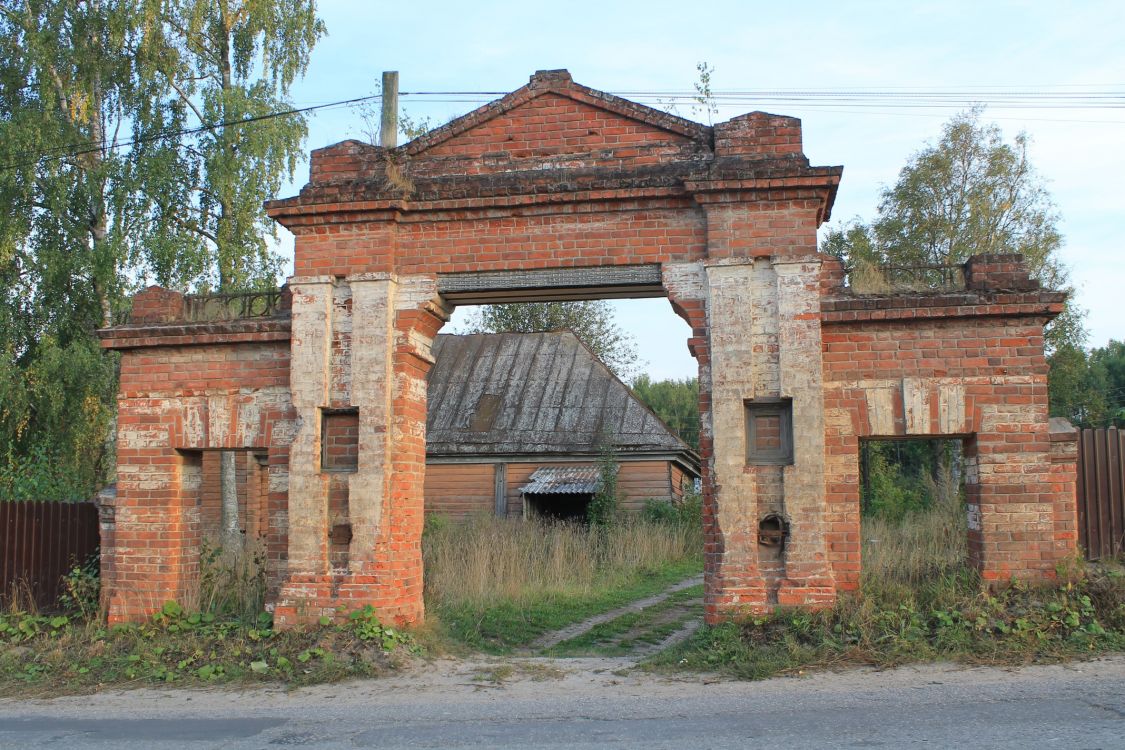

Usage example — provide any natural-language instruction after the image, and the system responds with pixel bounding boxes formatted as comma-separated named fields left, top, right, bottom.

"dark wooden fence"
left=0, top=501, right=99, bottom=611
left=1077, top=428, right=1125, bottom=560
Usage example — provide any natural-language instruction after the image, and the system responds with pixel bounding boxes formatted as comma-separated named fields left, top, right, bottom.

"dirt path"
left=529, top=574, right=704, bottom=658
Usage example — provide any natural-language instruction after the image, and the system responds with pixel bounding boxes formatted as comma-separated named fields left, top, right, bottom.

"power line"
left=5, top=85, right=1125, bottom=172
left=0, top=92, right=384, bottom=172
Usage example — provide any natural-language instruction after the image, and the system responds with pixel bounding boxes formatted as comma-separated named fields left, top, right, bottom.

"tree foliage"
left=464, top=301, right=642, bottom=381
left=1050, top=339, right=1125, bottom=427
left=0, top=0, right=323, bottom=498
left=821, top=109, right=1084, bottom=355
left=631, top=375, right=699, bottom=451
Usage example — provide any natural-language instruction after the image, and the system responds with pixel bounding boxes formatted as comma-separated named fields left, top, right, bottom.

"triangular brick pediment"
left=405, top=70, right=709, bottom=162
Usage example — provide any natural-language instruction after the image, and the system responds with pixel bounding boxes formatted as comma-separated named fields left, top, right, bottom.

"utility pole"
left=380, top=70, right=399, bottom=148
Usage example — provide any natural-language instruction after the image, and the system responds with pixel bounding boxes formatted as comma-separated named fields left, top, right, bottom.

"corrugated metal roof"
left=520, top=466, right=602, bottom=495
left=426, top=331, right=695, bottom=460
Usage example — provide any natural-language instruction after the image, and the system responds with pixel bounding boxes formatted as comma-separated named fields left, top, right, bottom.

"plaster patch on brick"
left=182, top=400, right=206, bottom=446
left=285, top=278, right=335, bottom=575
left=206, top=395, right=231, bottom=446
left=349, top=276, right=394, bottom=568
left=902, top=378, right=932, bottom=434
left=775, top=258, right=832, bottom=594
left=118, top=427, right=169, bottom=450
left=938, top=383, right=967, bottom=434
left=864, top=387, right=897, bottom=435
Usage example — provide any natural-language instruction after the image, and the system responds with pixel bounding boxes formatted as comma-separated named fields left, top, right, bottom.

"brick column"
left=107, top=426, right=201, bottom=622
left=969, top=385, right=1062, bottom=582
left=281, top=277, right=335, bottom=582
left=774, top=258, right=834, bottom=607
left=275, top=274, right=447, bottom=626
left=705, top=260, right=770, bottom=613
left=1048, top=417, right=1079, bottom=563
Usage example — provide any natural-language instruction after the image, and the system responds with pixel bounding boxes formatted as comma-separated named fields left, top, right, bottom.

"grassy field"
left=423, top=514, right=704, bottom=653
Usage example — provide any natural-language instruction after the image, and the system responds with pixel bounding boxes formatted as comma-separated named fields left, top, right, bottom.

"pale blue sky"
left=274, top=0, right=1125, bottom=380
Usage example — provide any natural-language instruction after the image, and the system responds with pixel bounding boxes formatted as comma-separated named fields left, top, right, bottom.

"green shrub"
left=587, top=443, right=621, bottom=528
left=642, top=491, right=702, bottom=528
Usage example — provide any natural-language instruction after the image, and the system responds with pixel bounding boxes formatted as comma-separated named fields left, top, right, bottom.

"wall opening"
left=523, top=492, right=593, bottom=523
left=859, top=437, right=967, bottom=587
left=192, top=448, right=269, bottom=616
left=419, top=291, right=704, bottom=629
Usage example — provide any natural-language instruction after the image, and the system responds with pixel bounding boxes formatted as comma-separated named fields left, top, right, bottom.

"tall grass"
left=423, top=515, right=702, bottom=610
left=862, top=468, right=967, bottom=591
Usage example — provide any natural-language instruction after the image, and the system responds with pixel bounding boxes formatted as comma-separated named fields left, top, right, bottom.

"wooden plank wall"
left=1078, top=427, right=1125, bottom=560
left=423, top=459, right=681, bottom=519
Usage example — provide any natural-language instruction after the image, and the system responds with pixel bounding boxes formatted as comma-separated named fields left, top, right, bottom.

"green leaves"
left=0, top=0, right=324, bottom=496
left=631, top=375, right=700, bottom=451
left=820, top=109, right=1083, bottom=359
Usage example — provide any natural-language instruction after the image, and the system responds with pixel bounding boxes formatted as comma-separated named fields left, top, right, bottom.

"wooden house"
left=424, top=331, right=700, bottom=520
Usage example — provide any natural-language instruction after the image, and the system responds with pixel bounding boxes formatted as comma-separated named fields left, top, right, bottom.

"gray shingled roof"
left=426, top=331, right=695, bottom=459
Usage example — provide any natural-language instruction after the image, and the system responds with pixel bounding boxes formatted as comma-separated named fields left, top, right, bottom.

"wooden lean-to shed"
left=424, top=331, right=700, bottom=520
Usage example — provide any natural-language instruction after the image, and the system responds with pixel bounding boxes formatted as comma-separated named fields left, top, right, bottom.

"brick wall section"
left=99, top=294, right=295, bottom=622
left=819, top=255, right=1072, bottom=589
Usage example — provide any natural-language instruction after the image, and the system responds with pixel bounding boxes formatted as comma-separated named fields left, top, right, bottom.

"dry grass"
left=848, top=259, right=895, bottom=295
left=861, top=473, right=967, bottom=589
left=422, top=515, right=702, bottom=610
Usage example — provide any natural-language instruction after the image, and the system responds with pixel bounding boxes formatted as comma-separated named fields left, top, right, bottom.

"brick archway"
left=99, top=71, right=1075, bottom=626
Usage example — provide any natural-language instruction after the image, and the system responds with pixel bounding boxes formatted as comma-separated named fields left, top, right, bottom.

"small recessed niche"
left=745, top=398, right=793, bottom=465
left=321, top=408, right=359, bottom=473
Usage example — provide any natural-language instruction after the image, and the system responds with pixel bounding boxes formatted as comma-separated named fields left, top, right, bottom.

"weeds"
left=195, top=540, right=267, bottom=620
left=652, top=493, right=1125, bottom=679
left=0, top=541, right=417, bottom=696
left=0, top=599, right=418, bottom=697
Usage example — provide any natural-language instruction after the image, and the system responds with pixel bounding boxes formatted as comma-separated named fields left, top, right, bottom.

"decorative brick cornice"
left=821, top=291, right=1065, bottom=325
left=98, top=317, right=291, bottom=350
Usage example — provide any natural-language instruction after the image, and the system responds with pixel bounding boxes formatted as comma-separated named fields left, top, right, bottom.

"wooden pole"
left=380, top=71, right=399, bottom=148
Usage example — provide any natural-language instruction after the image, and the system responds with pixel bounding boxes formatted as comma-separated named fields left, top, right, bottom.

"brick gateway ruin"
left=98, top=71, right=1078, bottom=625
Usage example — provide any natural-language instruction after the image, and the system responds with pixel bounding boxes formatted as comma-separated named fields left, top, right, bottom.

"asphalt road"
left=1, top=656, right=1123, bottom=749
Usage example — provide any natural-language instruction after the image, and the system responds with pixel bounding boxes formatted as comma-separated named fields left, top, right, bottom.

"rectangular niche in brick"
left=745, top=398, right=793, bottom=465
left=321, top=408, right=359, bottom=472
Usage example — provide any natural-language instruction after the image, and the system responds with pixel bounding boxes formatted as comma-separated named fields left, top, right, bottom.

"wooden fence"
left=1077, top=428, right=1125, bottom=560
left=0, top=501, right=100, bottom=611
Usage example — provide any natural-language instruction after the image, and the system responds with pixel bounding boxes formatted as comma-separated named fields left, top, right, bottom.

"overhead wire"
left=3, top=86, right=1124, bottom=172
